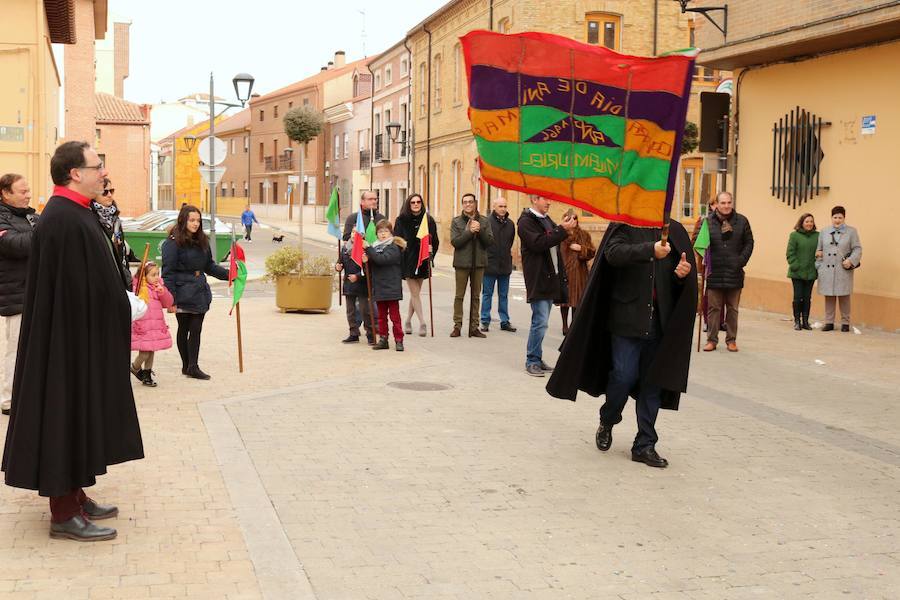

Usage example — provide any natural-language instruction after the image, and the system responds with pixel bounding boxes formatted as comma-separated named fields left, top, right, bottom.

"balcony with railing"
left=360, top=149, right=371, bottom=169
left=374, top=134, right=384, bottom=162
left=278, top=155, right=293, bottom=171
left=264, top=156, right=275, bottom=171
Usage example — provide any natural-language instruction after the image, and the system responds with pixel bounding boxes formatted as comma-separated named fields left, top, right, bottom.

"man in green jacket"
left=450, top=193, right=493, bottom=337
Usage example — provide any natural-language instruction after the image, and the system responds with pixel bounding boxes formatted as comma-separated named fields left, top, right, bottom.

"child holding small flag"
left=365, top=220, right=407, bottom=351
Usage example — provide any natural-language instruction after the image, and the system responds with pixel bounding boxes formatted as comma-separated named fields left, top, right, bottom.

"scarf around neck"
left=715, top=210, right=734, bottom=234
left=92, top=200, right=119, bottom=231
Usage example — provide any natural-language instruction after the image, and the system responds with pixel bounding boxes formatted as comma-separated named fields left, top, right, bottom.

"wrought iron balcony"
left=264, top=156, right=275, bottom=171
left=278, top=155, right=293, bottom=171
left=360, top=149, right=371, bottom=169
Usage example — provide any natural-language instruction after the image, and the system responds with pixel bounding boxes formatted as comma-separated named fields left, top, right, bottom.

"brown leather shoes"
left=469, top=329, right=486, bottom=338
left=726, top=342, right=739, bottom=352
left=450, top=326, right=461, bottom=338
left=703, top=342, right=717, bottom=352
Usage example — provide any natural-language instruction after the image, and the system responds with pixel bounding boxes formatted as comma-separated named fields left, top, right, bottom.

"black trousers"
left=791, top=278, right=814, bottom=303
left=244, top=224, right=252, bottom=240
left=175, top=312, right=205, bottom=368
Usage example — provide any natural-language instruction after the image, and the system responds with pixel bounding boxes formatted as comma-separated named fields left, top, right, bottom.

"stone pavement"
left=1, top=269, right=899, bottom=599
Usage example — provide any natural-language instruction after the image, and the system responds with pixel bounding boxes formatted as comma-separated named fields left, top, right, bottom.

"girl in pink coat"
left=131, top=262, right=174, bottom=387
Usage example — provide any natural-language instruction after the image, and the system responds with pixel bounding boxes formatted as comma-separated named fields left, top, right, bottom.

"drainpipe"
left=731, top=66, right=756, bottom=207
left=489, top=0, right=494, bottom=30
left=403, top=37, right=414, bottom=196
left=424, top=25, right=433, bottom=212
left=653, top=0, right=658, bottom=56
left=367, top=61, right=376, bottom=208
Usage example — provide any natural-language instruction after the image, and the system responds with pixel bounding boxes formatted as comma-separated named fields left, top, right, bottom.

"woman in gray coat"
left=816, top=206, right=862, bottom=331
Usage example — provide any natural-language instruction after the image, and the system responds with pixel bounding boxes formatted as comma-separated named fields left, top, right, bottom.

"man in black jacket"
left=517, top=195, right=575, bottom=377
left=0, top=174, right=38, bottom=416
left=480, top=197, right=517, bottom=333
left=703, top=192, right=754, bottom=352
left=547, top=222, right=697, bottom=468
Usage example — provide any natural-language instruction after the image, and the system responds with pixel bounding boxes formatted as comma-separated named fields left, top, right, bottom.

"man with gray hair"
left=481, top=196, right=517, bottom=333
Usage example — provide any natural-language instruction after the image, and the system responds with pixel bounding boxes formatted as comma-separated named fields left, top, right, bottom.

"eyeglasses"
left=410, top=200, right=422, bottom=204
left=80, top=162, right=104, bottom=171
left=102, top=188, right=115, bottom=196
left=462, top=200, right=475, bottom=205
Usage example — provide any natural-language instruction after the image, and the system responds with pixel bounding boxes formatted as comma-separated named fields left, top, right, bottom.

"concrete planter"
left=275, top=275, right=333, bottom=313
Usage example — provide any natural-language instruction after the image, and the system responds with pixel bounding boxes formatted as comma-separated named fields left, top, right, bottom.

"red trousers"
left=49, top=488, right=88, bottom=523
left=376, top=300, right=403, bottom=341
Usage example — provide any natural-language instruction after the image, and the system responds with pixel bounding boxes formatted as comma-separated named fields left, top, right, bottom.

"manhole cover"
left=386, top=381, right=453, bottom=392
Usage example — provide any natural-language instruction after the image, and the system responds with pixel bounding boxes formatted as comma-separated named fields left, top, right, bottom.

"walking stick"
left=364, top=259, right=378, bottom=341
left=696, top=269, right=705, bottom=352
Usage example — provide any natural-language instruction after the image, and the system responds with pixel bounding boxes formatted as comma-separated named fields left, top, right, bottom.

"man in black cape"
left=546, top=220, right=697, bottom=468
left=2, top=141, right=143, bottom=541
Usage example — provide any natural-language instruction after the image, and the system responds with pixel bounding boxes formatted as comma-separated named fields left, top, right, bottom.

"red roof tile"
left=95, top=93, right=149, bottom=124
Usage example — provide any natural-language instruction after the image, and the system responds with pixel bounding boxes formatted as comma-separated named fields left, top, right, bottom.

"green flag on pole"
left=365, top=209, right=378, bottom=244
left=693, top=218, right=710, bottom=258
left=326, top=187, right=341, bottom=239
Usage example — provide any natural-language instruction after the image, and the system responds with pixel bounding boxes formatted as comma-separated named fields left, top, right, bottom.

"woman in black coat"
left=91, top=178, right=135, bottom=290
left=393, top=193, right=439, bottom=337
left=161, top=205, right=228, bottom=380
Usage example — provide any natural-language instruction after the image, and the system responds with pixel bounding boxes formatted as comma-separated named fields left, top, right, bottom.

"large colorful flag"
left=228, top=242, right=247, bottom=315
left=461, top=30, right=698, bottom=227
left=415, top=213, right=430, bottom=274
left=350, top=209, right=366, bottom=267
left=326, top=187, right=341, bottom=239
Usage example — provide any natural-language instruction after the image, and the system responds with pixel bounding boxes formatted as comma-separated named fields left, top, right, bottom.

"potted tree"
left=264, top=245, right=334, bottom=312
left=283, top=106, right=325, bottom=255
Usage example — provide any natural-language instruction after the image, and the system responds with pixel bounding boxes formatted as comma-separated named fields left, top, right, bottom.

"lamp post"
left=203, top=72, right=255, bottom=260
left=385, top=121, right=413, bottom=201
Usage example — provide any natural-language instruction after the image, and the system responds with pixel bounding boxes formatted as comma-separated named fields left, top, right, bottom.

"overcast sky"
left=114, top=0, right=449, bottom=105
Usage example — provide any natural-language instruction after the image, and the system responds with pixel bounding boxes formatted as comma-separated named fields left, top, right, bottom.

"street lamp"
left=183, top=135, right=197, bottom=152
left=385, top=121, right=401, bottom=143
left=232, top=73, right=255, bottom=107
left=201, top=71, right=255, bottom=260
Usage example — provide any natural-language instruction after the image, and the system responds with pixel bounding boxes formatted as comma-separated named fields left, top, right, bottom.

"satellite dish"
left=198, top=136, right=228, bottom=166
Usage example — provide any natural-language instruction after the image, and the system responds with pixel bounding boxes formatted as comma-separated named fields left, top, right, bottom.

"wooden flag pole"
left=337, top=189, right=342, bottom=307
left=696, top=269, right=705, bottom=353
left=133, top=242, right=151, bottom=291
left=235, top=302, right=244, bottom=372
left=427, top=262, right=435, bottom=337
left=364, top=259, right=378, bottom=341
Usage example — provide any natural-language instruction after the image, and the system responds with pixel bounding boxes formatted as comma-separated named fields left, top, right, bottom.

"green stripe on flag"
left=475, top=138, right=671, bottom=190
left=231, top=261, right=247, bottom=309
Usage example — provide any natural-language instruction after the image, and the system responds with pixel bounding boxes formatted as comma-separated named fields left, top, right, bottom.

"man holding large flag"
left=547, top=222, right=696, bottom=468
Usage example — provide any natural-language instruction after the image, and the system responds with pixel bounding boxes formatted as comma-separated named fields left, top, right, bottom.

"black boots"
left=185, top=365, right=211, bottom=380
left=794, top=299, right=813, bottom=330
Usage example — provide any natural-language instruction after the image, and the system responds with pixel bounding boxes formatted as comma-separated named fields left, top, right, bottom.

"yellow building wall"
left=172, top=118, right=224, bottom=211
left=0, top=0, right=61, bottom=206
left=734, top=40, right=900, bottom=330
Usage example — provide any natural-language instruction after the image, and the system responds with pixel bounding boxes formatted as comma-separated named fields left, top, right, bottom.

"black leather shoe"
left=539, top=361, right=554, bottom=372
left=130, top=364, right=143, bottom=381
left=841, top=324, right=850, bottom=332
left=822, top=323, right=835, bottom=331
left=500, top=322, right=517, bottom=332
left=185, top=366, right=211, bottom=380
left=341, top=335, right=360, bottom=343
left=49, top=515, right=116, bottom=542
left=595, top=422, right=612, bottom=451
left=181, top=365, right=188, bottom=375
left=631, top=447, right=668, bottom=468
left=366, top=335, right=376, bottom=345
left=480, top=323, right=489, bottom=332
left=82, top=498, right=118, bottom=520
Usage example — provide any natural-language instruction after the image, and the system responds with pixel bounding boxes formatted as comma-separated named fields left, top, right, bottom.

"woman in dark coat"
left=393, top=193, right=439, bottom=337
left=559, top=209, right=596, bottom=335
left=785, top=213, right=818, bottom=330
left=161, top=205, right=228, bottom=380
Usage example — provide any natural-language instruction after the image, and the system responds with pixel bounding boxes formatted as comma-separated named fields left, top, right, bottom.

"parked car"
left=123, top=211, right=233, bottom=263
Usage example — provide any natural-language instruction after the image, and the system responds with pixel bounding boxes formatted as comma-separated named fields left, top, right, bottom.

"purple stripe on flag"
left=470, top=66, right=685, bottom=131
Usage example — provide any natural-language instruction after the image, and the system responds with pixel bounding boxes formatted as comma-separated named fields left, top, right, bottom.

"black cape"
left=2, top=195, right=144, bottom=497
left=546, top=221, right=698, bottom=410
